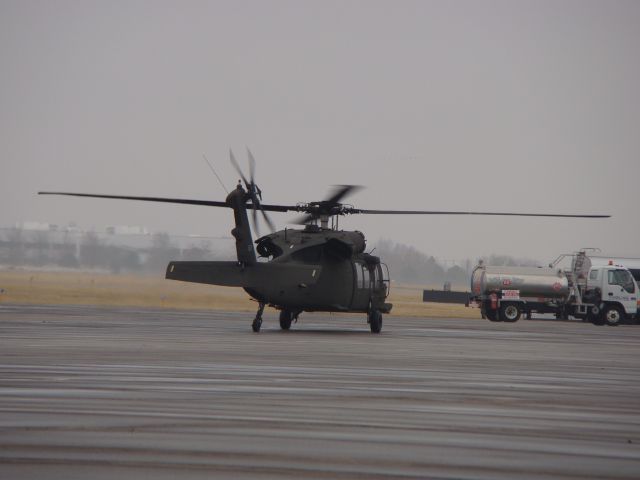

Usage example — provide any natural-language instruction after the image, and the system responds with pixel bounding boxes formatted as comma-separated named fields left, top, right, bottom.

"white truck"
left=424, top=250, right=640, bottom=326
left=587, top=255, right=640, bottom=285
left=422, top=249, right=640, bottom=325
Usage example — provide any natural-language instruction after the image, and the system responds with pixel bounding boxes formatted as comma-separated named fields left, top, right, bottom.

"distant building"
left=1, top=222, right=235, bottom=270
left=15, top=221, right=52, bottom=231
left=106, top=225, right=150, bottom=235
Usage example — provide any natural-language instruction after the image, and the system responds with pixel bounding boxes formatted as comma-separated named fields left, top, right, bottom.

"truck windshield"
left=608, top=269, right=636, bottom=294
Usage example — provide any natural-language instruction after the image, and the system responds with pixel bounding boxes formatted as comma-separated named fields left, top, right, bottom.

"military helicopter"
left=39, top=150, right=609, bottom=333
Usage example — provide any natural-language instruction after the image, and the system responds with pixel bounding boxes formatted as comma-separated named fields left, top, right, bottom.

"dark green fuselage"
left=166, top=185, right=391, bottom=314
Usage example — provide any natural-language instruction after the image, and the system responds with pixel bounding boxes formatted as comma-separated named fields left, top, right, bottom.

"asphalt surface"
left=1, top=304, right=639, bottom=479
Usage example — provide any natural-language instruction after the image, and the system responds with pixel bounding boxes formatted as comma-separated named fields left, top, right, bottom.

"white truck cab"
left=585, top=264, right=639, bottom=325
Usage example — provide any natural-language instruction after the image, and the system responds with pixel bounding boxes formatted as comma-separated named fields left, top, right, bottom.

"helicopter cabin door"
left=351, top=261, right=373, bottom=311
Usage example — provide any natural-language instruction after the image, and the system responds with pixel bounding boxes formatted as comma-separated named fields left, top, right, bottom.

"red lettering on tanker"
left=552, top=282, right=562, bottom=291
left=502, top=289, right=520, bottom=299
left=502, top=279, right=511, bottom=286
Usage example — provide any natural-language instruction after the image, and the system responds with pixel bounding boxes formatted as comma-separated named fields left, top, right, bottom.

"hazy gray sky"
left=2, top=0, right=639, bottom=263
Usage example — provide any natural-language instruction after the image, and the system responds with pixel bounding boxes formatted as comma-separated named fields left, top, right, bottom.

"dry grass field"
left=0, top=268, right=478, bottom=318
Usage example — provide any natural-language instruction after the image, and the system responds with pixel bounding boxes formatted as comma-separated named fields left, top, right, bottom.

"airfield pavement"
left=0, top=305, right=639, bottom=479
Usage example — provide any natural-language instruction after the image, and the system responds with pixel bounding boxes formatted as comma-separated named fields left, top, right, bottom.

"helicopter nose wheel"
left=252, top=303, right=265, bottom=332
left=368, top=309, right=382, bottom=334
left=279, top=309, right=293, bottom=330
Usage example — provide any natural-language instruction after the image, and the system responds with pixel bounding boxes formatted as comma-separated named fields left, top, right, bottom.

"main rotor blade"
left=353, top=209, right=610, bottom=218
left=229, top=149, right=249, bottom=187
left=289, top=185, right=364, bottom=224
left=38, top=192, right=229, bottom=208
left=292, top=213, right=314, bottom=225
left=326, top=185, right=363, bottom=204
left=40, top=192, right=608, bottom=218
left=256, top=203, right=299, bottom=213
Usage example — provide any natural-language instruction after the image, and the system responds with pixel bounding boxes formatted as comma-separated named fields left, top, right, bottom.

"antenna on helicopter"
left=202, top=153, right=229, bottom=194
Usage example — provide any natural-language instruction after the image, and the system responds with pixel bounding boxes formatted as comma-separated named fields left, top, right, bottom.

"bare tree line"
left=373, top=239, right=540, bottom=287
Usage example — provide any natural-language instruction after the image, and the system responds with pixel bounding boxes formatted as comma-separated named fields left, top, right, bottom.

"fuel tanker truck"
left=424, top=251, right=639, bottom=326
left=423, top=250, right=640, bottom=325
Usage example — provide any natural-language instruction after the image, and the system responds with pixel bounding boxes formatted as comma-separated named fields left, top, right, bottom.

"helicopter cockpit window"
left=373, top=264, right=383, bottom=289
left=354, top=263, right=362, bottom=288
left=354, top=262, right=366, bottom=288
left=362, top=266, right=370, bottom=289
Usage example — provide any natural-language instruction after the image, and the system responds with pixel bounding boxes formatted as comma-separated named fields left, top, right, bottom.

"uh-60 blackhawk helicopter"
left=40, top=150, right=609, bottom=333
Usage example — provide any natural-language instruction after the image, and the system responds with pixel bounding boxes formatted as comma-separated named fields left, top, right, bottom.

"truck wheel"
left=483, top=301, right=500, bottom=322
left=603, top=305, right=624, bottom=326
left=555, top=309, right=568, bottom=320
left=589, top=305, right=605, bottom=326
left=500, top=303, right=521, bottom=322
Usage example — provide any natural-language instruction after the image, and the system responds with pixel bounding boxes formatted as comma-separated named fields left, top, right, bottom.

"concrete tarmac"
left=1, top=304, right=639, bottom=479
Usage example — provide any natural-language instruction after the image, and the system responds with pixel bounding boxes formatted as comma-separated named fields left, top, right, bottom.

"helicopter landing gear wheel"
left=252, top=303, right=265, bottom=332
left=368, top=309, right=382, bottom=334
left=279, top=309, right=292, bottom=330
